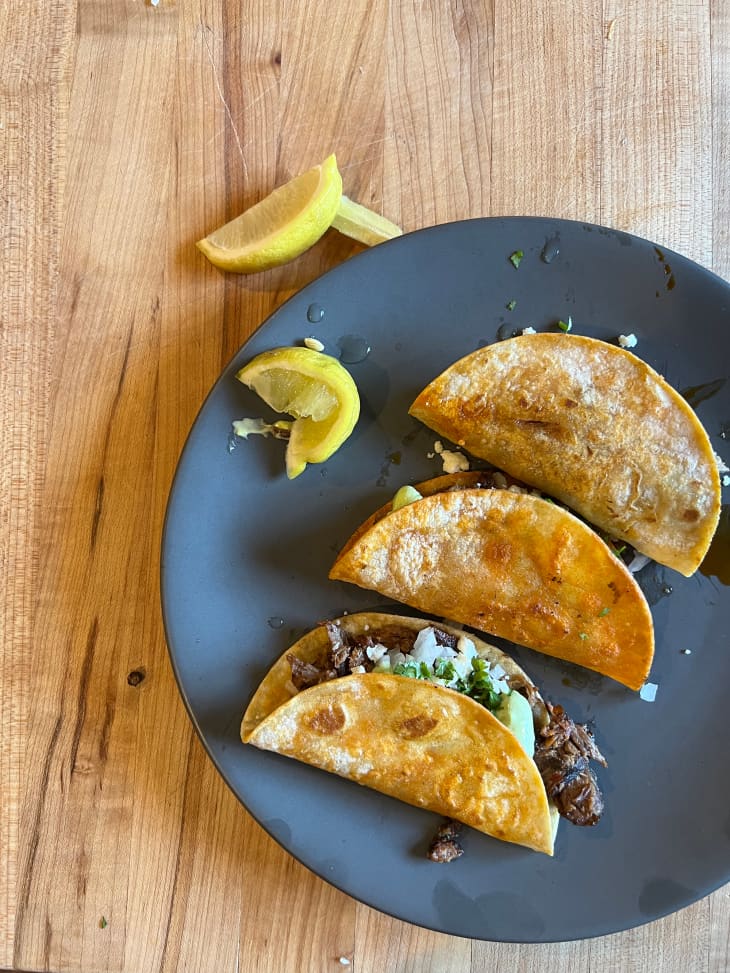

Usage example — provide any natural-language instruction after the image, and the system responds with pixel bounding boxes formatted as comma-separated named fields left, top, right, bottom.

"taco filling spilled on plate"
left=242, top=613, right=607, bottom=861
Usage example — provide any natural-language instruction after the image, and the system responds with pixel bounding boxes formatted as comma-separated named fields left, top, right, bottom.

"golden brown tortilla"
left=409, top=333, right=721, bottom=577
left=242, top=614, right=554, bottom=855
left=242, top=612, right=548, bottom=738
left=336, top=471, right=521, bottom=560
left=329, top=491, right=654, bottom=690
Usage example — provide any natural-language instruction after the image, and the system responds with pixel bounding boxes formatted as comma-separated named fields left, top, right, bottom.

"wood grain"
left=2, top=0, right=729, bottom=971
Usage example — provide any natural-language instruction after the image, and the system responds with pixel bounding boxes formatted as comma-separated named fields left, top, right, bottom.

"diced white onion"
left=411, top=628, right=441, bottom=667
left=451, top=653, right=472, bottom=681
left=456, top=635, right=477, bottom=659
left=627, top=552, right=651, bottom=573
left=365, top=643, right=388, bottom=663
left=639, top=682, right=658, bottom=702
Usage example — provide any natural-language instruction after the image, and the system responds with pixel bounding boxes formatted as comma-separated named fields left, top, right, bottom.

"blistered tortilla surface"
left=329, top=492, right=654, bottom=690
left=246, top=672, right=553, bottom=854
left=241, top=612, right=547, bottom=740
left=409, top=333, right=721, bottom=576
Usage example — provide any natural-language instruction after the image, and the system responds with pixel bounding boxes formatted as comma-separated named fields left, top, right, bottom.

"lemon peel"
left=197, top=156, right=402, bottom=273
left=197, top=156, right=342, bottom=273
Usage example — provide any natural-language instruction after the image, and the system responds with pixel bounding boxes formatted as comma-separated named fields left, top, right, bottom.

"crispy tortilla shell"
left=242, top=612, right=548, bottom=739
left=242, top=615, right=553, bottom=854
left=409, top=333, right=721, bottom=576
left=329, top=491, right=654, bottom=690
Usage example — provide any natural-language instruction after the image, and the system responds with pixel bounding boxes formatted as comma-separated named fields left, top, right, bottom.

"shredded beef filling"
left=427, top=819, right=464, bottom=863
left=287, top=621, right=608, bottom=859
left=287, top=620, right=445, bottom=690
left=533, top=702, right=607, bottom=827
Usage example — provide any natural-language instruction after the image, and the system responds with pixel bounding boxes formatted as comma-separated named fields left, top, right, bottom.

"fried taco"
left=409, top=333, right=721, bottom=577
left=329, top=475, right=654, bottom=690
left=242, top=613, right=607, bottom=859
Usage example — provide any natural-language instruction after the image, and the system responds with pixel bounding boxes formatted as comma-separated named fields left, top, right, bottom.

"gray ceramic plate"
left=161, top=218, right=730, bottom=942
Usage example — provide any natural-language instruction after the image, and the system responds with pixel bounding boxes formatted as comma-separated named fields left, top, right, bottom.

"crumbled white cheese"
left=639, top=682, right=658, bottom=702
left=521, top=326, right=537, bottom=335
left=618, top=333, right=638, bottom=349
left=350, top=665, right=366, bottom=674
left=681, top=648, right=692, bottom=656
left=723, top=475, right=730, bottom=487
left=338, top=958, right=351, bottom=967
left=440, top=449, right=470, bottom=474
left=304, top=336, right=325, bottom=352
left=433, top=441, right=469, bottom=473
left=715, top=452, right=729, bottom=475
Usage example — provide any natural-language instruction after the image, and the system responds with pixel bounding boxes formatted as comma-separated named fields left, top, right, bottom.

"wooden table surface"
left=3, top=0, right=729, bottom=970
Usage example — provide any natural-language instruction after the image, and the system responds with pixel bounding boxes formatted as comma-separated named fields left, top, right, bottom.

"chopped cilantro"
left=392, top=654, right=506, bottom=713
left=557, top=317, right=573, bottom=332
left=433, top=657, right=456, bottom=681
left=464, top=657, right=503, bottom=712
left=99, top=917, right=108, bottom=929
left=579, top=632, right=588, bottom=640
left=393, top=661, right=419, bottom=678
left=506, top=300, right=517, bottom=311
left=509, top=250, right=524, bottom=269
left=613, top=544, right=627, bottom=558
left=599, top=607, right=611, bottom=617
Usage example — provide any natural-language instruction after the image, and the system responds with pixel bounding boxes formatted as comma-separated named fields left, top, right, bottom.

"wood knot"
left=127, top=668, right=146, bottom=687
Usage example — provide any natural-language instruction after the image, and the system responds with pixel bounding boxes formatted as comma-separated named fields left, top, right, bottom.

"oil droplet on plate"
left=307, top=302, right=325, bottom=324
left=541, top=236, right=561, bottom=263
left=337, top=334, right=370, bottom=363
left=496, top=323, right=519, bottom=341
left=267, top=617, right=284, bottom=629
left=681, top=378, right=726, bottom=408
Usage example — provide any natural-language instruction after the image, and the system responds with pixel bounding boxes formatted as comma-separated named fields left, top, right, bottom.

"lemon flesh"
left=197, top=155, right=343, bottom=273
left=236, top=347, right=360, bottom=478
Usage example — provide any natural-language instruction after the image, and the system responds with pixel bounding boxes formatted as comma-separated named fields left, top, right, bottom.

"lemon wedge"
left=331, top=195, right=402, bottom=246
left=197, top=155, right=402, bottom=273
left=197, top=155, right=343, bottom=273
left=236, top=347, right=360, bottom=478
